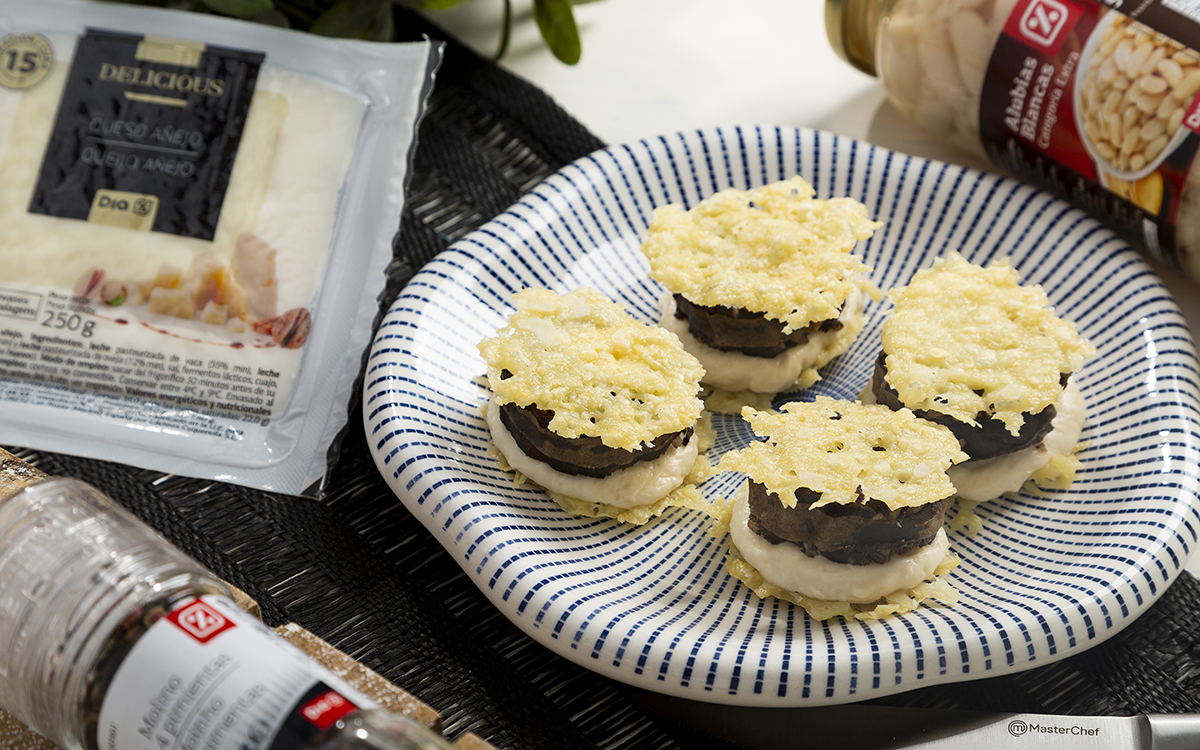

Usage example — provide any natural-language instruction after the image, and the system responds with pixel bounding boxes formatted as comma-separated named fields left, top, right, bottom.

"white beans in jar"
left=876, top=0, right=1020, bottom=159
left=828, top=0, right=1200, bottom=283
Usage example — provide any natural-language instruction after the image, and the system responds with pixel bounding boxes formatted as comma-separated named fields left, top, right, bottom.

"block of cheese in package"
left=0, top=0, right=441, bottom=496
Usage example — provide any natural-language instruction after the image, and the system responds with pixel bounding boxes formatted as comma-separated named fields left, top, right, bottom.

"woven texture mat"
left=7, top=9, right=1200, bottom=749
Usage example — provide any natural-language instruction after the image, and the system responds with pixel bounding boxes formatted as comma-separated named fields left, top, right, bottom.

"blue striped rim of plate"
left=363, top=125, right=1200, bottom=706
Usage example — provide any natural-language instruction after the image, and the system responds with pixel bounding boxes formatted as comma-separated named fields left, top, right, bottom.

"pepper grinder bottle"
left=826, top=0, right=1200, bottom=282
left=0, top=476, right=454, bottom=750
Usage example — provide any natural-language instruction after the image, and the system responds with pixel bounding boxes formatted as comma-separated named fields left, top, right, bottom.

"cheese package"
left=864, top=252, right=1096, bottom=502
left=478, top=287, right=713, bottom=525
left=0, top=0, right=440, bottom=496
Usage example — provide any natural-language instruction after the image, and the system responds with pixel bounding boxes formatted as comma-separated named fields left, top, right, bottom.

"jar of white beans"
left=827, top=0, right=1200, bottom=281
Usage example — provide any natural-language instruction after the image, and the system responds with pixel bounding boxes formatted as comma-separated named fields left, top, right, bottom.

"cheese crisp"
left=724, top=541, right=960, bottom=622
left=883, top=253, right=1095, bottom=435
left=719, top=398, right=967, bottom=510
left=478, top=287, right=705, bottom=451
left=641, top=176, right=880, bottom=332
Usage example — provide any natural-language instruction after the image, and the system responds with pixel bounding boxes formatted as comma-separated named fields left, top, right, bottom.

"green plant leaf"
left=200, top=0, right=276, bottom=18
left=310, top=0, right=396, bottom=41
left=268, top=0, right=323, bottom=28
left=274, top=0, right=328, bottom=11
left=394, top=0, right=471, bottom=10
left=251, top=9, right=293, bottom=27
left=110, top=0, right=594, bottom=64
left=493, top=0, right=512, bottom=61
left=533, top=0, right=580, bottom=64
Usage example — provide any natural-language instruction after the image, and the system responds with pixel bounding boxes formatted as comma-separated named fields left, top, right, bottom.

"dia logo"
left=1021, top=0, right=1071, bottom=45
left=169, top=599, right=237, bottom=644
left=1005, top=0, right=1083, bottom=55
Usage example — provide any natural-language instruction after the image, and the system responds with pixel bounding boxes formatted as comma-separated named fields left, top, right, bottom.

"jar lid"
left=824, top=0, right=883, bottom=77
left=0, top=478, right=225, bottom=747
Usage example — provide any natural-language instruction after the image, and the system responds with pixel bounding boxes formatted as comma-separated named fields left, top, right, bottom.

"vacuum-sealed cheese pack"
left=0, top=0, right=441, bottom=496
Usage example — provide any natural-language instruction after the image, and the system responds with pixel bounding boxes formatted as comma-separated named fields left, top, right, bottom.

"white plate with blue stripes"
left=363, top=126, right=1200, bottom=706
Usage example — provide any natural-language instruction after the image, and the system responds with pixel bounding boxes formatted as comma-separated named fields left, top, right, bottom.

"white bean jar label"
left=979, top=0, right=1200, bottom=268
left=97, top=596, right=375, bottom=750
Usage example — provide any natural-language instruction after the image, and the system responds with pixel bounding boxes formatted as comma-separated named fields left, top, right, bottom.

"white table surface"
left=428, top=0, right=1200, bottom=570
left=427, top=0, right=1195, bottom=573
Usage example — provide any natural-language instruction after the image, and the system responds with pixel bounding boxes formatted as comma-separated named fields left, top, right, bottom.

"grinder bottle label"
left=97, top=596, right=376, bottom=750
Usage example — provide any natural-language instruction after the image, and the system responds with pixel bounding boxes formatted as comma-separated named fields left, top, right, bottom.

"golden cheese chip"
left=547, top=455, right=716, bottom=525
left=478, top=287, right=705, bottom=451
left=724, top=537, right=960, bottom=622
left=718, top=397, right=966, bottom=510
left=882, top=252, right=1095, bottom=436
left=640, top=176, right=880, bottom=332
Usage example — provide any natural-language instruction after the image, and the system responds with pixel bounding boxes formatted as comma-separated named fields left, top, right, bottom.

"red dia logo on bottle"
left=301, top=690, right=359, bottom=730
left=1005, top=0, right=1084, bottom=55
left=168, top=599, right=237, bottom=644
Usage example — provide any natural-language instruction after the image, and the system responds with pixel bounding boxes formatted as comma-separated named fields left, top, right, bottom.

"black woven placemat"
left=7, top=8, right=1200, bottom=749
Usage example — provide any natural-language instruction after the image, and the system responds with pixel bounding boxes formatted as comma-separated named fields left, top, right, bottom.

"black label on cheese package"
left=28, top=29, right=263, bottom=241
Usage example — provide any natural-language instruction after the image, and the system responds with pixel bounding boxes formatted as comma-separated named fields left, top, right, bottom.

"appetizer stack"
left=867, top=253, right=1095, bottom=502
left=478, top=287, right=711, bottom=525
left=477, top=177, right=1094, bottom=622
left=643, top=177, right=880, bottom=402
left=719, top=399, right=965, bottom=621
